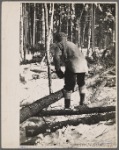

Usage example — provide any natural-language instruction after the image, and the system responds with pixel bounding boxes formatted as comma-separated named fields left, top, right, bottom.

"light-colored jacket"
left=52, top=41, right=88, bottom=73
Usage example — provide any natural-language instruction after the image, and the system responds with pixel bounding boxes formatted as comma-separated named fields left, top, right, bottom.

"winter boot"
left=63, top=89, right=72, bottom=109
left=79, top=85, right=86, bottom=106
left=65, top=99, right=70, bottom=108
left=80, top=93, right=85, bottom=105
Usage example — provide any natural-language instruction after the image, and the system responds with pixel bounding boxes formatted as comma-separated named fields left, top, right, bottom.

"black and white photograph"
left=1, top=1, right=118, bottom=148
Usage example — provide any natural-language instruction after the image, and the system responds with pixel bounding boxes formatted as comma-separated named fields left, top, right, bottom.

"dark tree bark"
left=38, top=106, right=115, bottom=116
left=20, top=89, right=63, bottom=123
left=20, top=85, right=79, bottom=124
left=24, top=112, right=115, bottom=138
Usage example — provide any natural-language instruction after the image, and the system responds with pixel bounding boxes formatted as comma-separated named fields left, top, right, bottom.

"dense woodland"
left=19, top=3, right=116, bottom=63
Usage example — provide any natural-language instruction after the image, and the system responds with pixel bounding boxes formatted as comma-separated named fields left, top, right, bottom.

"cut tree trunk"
left=24, top=112, right=115, bottom=138
left=20, top=89, right=64, bottom=123
left=37, top=106, right=115, bottom=116
left=20, top=86, right=79, bottom=124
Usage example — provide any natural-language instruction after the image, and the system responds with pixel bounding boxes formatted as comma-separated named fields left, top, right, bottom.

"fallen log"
left=20, top=84, right=80, bottom=123
left=20, top=89, right=64, bottom=123
left=25, top=112, right=115, bottom=138
left=37, top=106, right=115, bottom=116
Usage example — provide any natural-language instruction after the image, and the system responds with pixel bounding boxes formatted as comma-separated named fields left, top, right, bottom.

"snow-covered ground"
left=20, top=62, right=117, bottom=148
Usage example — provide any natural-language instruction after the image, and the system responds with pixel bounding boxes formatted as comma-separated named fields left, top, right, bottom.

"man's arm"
left=53, top=46, right=64, bottom=79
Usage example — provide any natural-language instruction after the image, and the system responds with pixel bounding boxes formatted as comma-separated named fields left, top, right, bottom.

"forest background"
left=20, top=3, right=116, bottom=64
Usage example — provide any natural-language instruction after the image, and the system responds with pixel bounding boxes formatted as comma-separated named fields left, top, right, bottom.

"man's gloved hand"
left=56, top=70, right=64, bottom=79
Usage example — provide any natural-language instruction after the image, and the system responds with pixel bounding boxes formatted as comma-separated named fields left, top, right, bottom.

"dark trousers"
left=64, top=68, right=85, bottom=91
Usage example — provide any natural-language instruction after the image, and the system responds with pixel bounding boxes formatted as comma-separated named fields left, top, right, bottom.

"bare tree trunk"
left=75, top=6, right=84, bottom=47
left=22, top=3, right=26, bottom=60
left=87, top=7, right=92, bottom=56
left=87, top=20, right=91, bottom=52
left=82, top=5, right=89, bottom=48
left=70, top=4, right=75, bottom=42
left=39, top=4, right=46, bottom=64
left=92, top=4, right=95, bottom=52
left=44, top=3, right=54, bottom=94
left=48, top=3, right=54, bottom=44
left=77, top=24, right=81, bottom=48
left=41, top=4, right=45, bottom=44
left=59, top=4, right=62, bottom=32
left=19, top=3, right=24, bottom=62
left=27, top=4, right=30, bottom=49
left=66, top=4, right=70, bottom=36
left=35, top=5, right=38, bottom=45
left=33, top=3, right=36, bottom=47
left=112, top=20, right=116, bottom=42
left=23, top=3, right=29, bottom=61
left=29, top=4, right=33, bottom=46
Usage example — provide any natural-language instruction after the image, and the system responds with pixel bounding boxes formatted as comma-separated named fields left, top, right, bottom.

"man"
left=53, top=32, right=88, bottom=109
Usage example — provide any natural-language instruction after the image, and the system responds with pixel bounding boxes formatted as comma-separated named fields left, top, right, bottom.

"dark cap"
left=54, top=32, right=67, bottom=42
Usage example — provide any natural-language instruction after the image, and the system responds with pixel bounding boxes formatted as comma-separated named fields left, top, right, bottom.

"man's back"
left=56, top=40, right=88, bottom=73
left=65, top=41, right=84, bottom=58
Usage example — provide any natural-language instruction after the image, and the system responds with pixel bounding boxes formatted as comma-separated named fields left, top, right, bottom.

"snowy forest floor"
left=19, top=57, right=117, bottom=148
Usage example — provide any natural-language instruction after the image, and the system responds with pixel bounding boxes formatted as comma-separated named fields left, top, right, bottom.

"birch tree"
left=44, top=3, right=54, bottom=94
left=82, top=4, right=89, bottom=47
left=76, top=5, right=84, bottom=47
left=91, top=4, right=95, bottom=52
left=87, top=5, right=92, bottom=56
left=33, top=3, right=36, bottom=47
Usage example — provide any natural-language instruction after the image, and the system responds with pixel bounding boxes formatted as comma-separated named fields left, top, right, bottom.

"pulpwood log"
left=25, top=112, right=115, bottom=138
left=20, top=86, right=79, bottom=123
left=20, top=89, right=64, bottom=123
left=37, top=106, right=116, bottom=116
